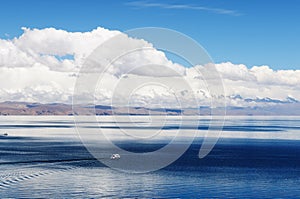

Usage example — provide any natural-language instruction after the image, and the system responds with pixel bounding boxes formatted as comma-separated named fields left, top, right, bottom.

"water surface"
left=1, top=116, right=300, bottom=198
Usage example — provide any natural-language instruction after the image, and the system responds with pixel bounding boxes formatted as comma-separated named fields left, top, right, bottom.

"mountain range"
left=0, top=98, right=299, bottom=116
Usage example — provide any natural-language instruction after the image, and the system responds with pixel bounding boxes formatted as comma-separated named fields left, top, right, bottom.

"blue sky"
left=0, top=0, right=299, bottom=70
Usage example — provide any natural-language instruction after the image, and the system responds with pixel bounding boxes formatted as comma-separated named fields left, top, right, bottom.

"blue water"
left=0, top=116, right=300, bottom=198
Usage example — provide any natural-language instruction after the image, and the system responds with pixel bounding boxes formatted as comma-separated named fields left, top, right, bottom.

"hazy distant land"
left=0, top=101, right=299, bottom=116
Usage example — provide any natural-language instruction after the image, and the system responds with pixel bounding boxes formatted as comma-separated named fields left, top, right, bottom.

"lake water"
left=1, top=116, right=300, bottom=198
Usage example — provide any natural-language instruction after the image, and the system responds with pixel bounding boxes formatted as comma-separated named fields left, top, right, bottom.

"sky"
left=0, top=0, right=299, bottom=106
left=0, top=0, right=299, bottom=70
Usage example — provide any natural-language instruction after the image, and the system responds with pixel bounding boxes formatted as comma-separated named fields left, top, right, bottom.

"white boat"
left=110, top=153, right=121, bottom=160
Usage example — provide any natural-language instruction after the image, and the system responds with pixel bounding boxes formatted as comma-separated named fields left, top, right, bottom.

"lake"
left=1, top=116, right=300, bottom=198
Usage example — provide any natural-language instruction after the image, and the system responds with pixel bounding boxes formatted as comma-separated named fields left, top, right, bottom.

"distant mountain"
left=0, top=101, right=299, bottom=116
left=0, top=101, right=74, bottom=116
left=230, top=95, right=299, bottom=104
left=0, top=102, right=181, bottom=116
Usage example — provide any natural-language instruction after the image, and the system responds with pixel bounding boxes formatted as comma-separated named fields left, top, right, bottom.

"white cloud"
left=0, top=27, right=299, bottom=108
left=214, top=63, right=300, bottom=106
left=3, top=27, right=186, bottom=75
left=15, top=27, right=119, bottom=56
left=11, top=27, right=121, bottom=72
left=0, top=39, right=35, bottom=67
left=0, top=65, right=75, bottom=103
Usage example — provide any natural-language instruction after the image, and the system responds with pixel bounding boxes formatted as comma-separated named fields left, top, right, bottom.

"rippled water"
left=1, top=116, right=300, bottom=198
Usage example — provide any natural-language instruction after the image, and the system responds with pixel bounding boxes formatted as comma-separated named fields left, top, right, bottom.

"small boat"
left=110, top=154, right=121, bottom=160
left=3, top=132, right=8, bottom=136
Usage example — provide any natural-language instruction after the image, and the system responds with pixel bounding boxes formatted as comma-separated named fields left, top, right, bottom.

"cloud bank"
left=0, top=27, right=299, bottom=108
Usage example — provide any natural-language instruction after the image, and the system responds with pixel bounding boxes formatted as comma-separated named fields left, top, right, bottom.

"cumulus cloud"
left=2, top=27, right=186, bottom=75
left=213, top=63, right=300, bottom=106
left=0, top=65, right=75, bottom=103
left=0, top=39, right=35, bottom=67
left=10, top=27, right=121, bottom=72
left=0, top=27, right=299, bottom=108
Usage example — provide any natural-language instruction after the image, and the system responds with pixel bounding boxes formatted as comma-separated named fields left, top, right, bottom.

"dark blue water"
left=0, top=116, right=300, bottom=198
